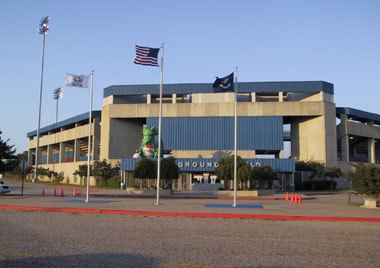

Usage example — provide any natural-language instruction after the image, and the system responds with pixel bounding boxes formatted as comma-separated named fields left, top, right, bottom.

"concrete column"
left=172, top=94, right=177, bottom=103
left=147, top=94, right=151, bottom=104
left=353, top=146, right=358, bottom=157
left=187, top=174, right=192, bottom=191
left=28, top=149, right=33, bottom=165
left=368, top=138, right=375, bottom=164
left=203, top=173, right=210, bottom=184
left=341, top=136, right=350, bottom=162
left=93, top=117, right=101, bottom=161
left=251, top=92, right=256, bottom=102
left=47, top=145, right=52, bottom=164
left=340, top=114, right=349, bottom=162
left=178, top=175, right=184, bottom=191
left=59, top=142, right=65, bottom=163
left=279, top=92, right=284, bottom=102
left=74, top=139, right=80, bottom=162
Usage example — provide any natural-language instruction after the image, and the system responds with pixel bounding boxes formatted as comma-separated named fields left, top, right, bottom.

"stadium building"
left=27, top=81, right=380, bottom=189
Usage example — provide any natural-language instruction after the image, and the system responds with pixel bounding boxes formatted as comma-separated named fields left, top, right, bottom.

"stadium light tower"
left=34, top=16, right=50, bottom=182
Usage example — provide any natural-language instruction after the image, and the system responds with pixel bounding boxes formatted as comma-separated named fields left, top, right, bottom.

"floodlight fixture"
left=38, top=16, right=50, bottom=35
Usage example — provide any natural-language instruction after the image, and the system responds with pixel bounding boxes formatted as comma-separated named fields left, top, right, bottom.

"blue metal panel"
left=336, top=107, right=380, bottom=125
left=27, top=111, right=101, bottom=138
left=147, top=117, right=283, bottom=150
left=121, top=157, right=295, bottom=173
left=104, top=81, right=333, bottom=97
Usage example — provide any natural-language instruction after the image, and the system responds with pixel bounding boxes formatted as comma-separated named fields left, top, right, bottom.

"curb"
left=0, top=205, right=379, bottom=222
left=90, top=194, right=315, bottom=201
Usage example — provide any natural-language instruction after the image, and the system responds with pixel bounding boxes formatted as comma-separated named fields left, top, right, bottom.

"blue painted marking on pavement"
left=205, top=204, right=263, bottom=209
left=59, top=199, right=113, bottom=204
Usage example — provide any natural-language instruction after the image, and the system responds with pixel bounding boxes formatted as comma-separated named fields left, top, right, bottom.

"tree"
left=0, top=130, right=16, bottom=172
left=322, top=167, right=342, bottom=179
left=251, top=165, right=278, bottom=189
left=216, top=156, right=252, bottom=190
left=133, top=158, right=157, bottom=188
left=349, top=165, right=380, bottom=199
left=74, top=163, right=93, bottom=185
left=8, top=151, right=30, bottom=176
left=160, top=157, right=180, bottom=189
left=296, top=160, right=324, bottom=177
left=92, top=159, right=119, bottom=186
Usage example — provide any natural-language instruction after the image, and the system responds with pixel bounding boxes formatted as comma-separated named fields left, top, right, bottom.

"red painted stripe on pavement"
left=90, top=194, right=315, bottom=201
left=0, top=205, right=379, bottom=222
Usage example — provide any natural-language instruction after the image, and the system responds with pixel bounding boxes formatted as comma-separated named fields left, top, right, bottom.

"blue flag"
left=213, top=73, right=234, bottom=92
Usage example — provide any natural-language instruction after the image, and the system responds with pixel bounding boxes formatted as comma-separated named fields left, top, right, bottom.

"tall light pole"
left=53, top=87, right=63, bottom=123
left=34, top=16, right=50, bottom=182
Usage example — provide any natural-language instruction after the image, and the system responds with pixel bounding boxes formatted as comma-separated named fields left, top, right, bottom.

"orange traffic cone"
left=60, top=188, right=64, bottom=197
left=72, top=188, right=77, bottom=197
left=294, top=193, right=299, bottom=203
left=290, top=193, right=294, bottom=202
left=298, top=195, right=303, bottom=204
left=53, top=188, right=57, bottom=197
left=41, top=188, right=45, bottom=197
left=285, top=192, right=289, bottom=201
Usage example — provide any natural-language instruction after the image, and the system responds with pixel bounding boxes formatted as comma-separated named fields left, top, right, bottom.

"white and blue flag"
left=64, top=73, right=90, bottom=88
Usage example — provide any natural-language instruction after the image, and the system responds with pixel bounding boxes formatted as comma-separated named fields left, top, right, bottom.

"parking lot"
left=1, top=210, right=379, bottom=267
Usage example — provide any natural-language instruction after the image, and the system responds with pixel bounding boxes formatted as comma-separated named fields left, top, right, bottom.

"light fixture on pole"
left=34, top=16, right=50, bottom=182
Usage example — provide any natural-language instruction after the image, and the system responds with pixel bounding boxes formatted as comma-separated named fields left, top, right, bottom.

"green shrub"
left=106, top=175, right=121, bottom=188
left=349, top=165, right=380, bottom=199
left=251, top=165, right=278, bottom=189
left=322, top=167, right=342, bottom=178
left=298, top=180, right=336, bottom=191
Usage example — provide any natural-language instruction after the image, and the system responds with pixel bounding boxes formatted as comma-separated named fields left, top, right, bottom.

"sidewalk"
left=1, top=182, right=379, bottom=222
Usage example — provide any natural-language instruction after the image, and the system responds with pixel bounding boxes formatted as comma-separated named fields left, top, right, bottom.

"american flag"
left=134, top=45, right=160, bottom=67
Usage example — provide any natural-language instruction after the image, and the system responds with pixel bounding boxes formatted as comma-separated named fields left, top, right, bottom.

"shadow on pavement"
left=0, top=252, right=163, bottom=267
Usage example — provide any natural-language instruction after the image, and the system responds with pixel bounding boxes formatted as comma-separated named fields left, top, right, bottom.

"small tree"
left=160, top=157, right=180, bottom=189
left=36, top=167, right=50, bottom=177
left=93, top=159, right=119, bottom=187
left=296, top=161, right=324, bottom=177
left=133, top=158, right=157, bottom=188
left=349, top=165, right=380, bottom=200
left=322, top=167, right=342, bottom=179
left=216, top=156, right=252, bottom=190
left=74, top=163, right=93, bottom=185
left=251, top=165, right=278, bottom=189
left=0, top=130, right=17, bottom=172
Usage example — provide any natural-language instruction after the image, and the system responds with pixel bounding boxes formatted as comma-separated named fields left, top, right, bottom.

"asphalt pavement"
left=1, top=210, right=379, bottom=267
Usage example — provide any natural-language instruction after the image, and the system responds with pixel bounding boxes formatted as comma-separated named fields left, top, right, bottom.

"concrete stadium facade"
left=27, top=81, right=380, bottom=187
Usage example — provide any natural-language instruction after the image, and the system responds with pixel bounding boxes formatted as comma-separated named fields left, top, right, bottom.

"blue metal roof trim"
left=27, top=111, right=102, bottom=138
left=336, top=107, right=380, bottom=124
left=104, top=81, right=333, bottom=97
left=121, top=157, right=295, bottom=173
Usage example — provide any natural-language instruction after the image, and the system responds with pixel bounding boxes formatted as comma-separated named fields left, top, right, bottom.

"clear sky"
left=0, top=0, right=379, bottom=153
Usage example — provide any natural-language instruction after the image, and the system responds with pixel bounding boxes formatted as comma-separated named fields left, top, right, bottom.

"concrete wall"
left=291, top=102, right=337, bottom=167
left=108, top=118, right=144, bottom=159
left=337, top=121, right=380, bottom=140
left=34, top=161, right=96, bottom=186
left=28, top=124, right=94, bottom=148
left=106, top=101, right=327, bottom=118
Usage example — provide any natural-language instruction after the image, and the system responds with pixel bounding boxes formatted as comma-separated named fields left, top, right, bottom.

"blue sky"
left=0, top=0, right=379, bottom=152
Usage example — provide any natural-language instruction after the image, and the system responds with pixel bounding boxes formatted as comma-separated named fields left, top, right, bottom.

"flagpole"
left=85, top=70, right=94, bottom=203
left=233, top=67, right=238, bottom=207
left=156, top=44, right=164, bottom=206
